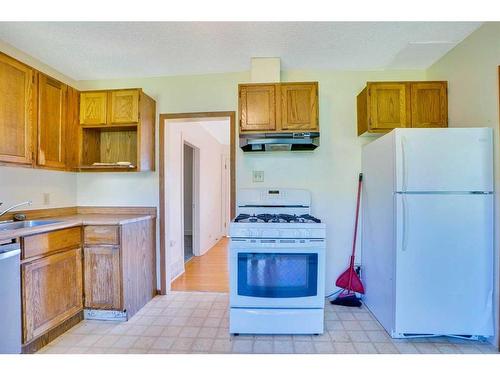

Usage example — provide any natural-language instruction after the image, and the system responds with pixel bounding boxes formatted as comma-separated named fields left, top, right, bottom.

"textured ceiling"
left=0, top=22, right=482, bottom=80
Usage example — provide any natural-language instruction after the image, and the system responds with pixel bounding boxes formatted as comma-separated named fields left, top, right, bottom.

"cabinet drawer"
left=84, top=225, right=120, bottom=245
left=22, top=227, right=82, bottom=259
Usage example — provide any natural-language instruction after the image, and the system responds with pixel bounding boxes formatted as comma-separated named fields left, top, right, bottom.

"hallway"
left=171, top=237, right=229, bottom=292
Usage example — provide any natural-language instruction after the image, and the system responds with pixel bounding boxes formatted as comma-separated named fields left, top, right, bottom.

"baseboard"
left=22, top=310, right=84, bottom=354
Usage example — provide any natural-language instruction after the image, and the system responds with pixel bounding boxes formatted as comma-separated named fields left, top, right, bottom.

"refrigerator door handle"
left=402, top=195, right=409, bottom=252
left=401, top=136, right=408, bottom=192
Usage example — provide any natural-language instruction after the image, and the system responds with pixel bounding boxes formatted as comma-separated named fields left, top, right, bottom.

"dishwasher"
left=0, top=241, right=22, bottom=354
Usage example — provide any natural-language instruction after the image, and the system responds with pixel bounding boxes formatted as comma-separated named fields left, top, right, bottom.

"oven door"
left=230, top=239, right=325, bottom=308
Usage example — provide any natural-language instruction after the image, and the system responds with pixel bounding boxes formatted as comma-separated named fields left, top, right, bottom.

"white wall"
left=427, top=22, right=500, bottom=347
left=166, top=120, right=230, bottom=280
left=0, top=166, right=77, bottom=210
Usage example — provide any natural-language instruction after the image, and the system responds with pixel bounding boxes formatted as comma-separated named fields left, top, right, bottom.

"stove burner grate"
left=234, top=213, right=321, bottom=223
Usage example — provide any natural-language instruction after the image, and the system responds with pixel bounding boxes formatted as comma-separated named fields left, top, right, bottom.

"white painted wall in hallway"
left=166, top=119, right=230, bottom=281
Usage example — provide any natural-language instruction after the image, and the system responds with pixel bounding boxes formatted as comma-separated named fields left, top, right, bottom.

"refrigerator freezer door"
left=395, top=128, right=493, bottom=192
left=394, top=193, right=494, bottom=337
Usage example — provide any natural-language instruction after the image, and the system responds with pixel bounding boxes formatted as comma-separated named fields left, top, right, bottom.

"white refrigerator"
left=362, top=128, right=494, bottom=339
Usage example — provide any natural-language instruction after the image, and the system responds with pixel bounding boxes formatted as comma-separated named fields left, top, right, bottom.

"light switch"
left=43, top=193, right=51, bottom=205
left=253, top=170, right=264, bottom=183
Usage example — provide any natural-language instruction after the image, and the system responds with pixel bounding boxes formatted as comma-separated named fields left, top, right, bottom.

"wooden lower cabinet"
left=19, top=217, right=156, bottom=350
left=83, top=246, right=121, bottom=309
left=82, top=219, right=156, bottom=318
left=22, top=247, right=83, bottom=343
left=84, top=225, right=120, bottom=245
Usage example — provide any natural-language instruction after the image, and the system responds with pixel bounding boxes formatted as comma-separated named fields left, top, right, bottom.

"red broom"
left=331, top=173, right=365, bottom=307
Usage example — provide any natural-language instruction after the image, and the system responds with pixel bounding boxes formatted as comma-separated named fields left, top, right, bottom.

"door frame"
left=159, top=111, right=236, bottom=294
left=221, top=152, right=230, bottom=236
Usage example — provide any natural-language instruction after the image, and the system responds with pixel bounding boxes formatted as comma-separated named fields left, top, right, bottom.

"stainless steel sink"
left=0, top=220, right=62, bottom=231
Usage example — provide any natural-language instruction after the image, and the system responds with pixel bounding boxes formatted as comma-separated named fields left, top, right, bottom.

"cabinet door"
left=0, top=53, right=35, bottom=165
left=83, top=246, right=122, bottom=310
left=368, top=83, right=410, bottom=131
left=22, top=248, right=83, bottom=343
left=80, top=92, right=107, bottom=125
left=280, top=83, right=318, bottom=131
left=410, top=82, right=448, bottom=128
left=65, top=86, right=80, bottom=170
left=239, top=85, right=277, bottom=132
left=37, top=74, right=67, bottom=169
left=109, top=89, right=139, bottom=124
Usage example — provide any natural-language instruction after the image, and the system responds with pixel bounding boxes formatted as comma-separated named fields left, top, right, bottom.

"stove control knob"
left=303, top=230, right=311, bottom=238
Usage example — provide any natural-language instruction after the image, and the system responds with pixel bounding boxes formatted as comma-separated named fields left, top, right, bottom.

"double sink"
left=0, top=220, right=62, bottom=231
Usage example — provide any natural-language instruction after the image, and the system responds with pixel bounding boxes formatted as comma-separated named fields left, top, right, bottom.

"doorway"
left=159, top=111, right=236, bottom=295
left=183, top=142, right=196, bottom=263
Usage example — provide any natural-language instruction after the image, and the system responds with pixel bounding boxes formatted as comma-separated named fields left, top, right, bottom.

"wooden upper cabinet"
left=0, top=53, right=35, bottom=165
left=239, top=82, right=319, bottom=133
left=110, top=89, right=139, bottom=124
left=37, top=74, right=67, bottom=169
left=411, top=82, right=447, bottom=128
left=80, top=91, right=107, bottom=125
left=368, top=82, right=410, bottom=131
left=280, top=83, right=318, bottom=131
left=22, top=247, right=83, bottom=343
left=239, top=84, right=277, bottom=132
left=65, top=86, right=80, bottom=170
left=78, top=89, right=155, bottom=172
left=357, top=81, right=448, bottom=135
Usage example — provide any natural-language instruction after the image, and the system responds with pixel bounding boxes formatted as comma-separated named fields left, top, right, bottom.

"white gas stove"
left=229, top=188, right=326, bottom=335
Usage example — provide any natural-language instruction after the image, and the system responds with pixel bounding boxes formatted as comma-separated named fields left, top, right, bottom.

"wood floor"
left=171, top=237, right=229, bottom=292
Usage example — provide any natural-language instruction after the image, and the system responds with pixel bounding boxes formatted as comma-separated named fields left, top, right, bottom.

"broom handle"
left=351, top=173, right=363, bottom=265
left=347, top=173, right=363, bottom=292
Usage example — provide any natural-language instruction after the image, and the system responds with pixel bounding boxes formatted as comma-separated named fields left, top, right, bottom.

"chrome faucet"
left=0, top=201, right=33, bottom=220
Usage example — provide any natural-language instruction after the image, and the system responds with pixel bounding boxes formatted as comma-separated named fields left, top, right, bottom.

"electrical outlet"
left=253, top=170, right=264, bottom=183
left=43, top=193, right=51, bottom=205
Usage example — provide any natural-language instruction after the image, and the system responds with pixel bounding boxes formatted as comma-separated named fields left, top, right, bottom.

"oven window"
left=237, top=253, right=318, bottom=298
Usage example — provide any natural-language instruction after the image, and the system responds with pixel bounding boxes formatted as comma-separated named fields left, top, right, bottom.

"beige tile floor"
left=37, top=292, right=498, bottom=354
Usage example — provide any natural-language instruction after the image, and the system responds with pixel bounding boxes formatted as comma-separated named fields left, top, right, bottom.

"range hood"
left=239, top=132, right=320, bottom=152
